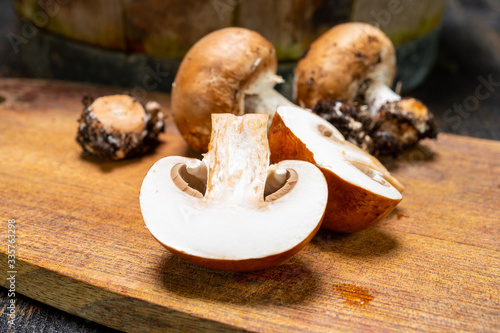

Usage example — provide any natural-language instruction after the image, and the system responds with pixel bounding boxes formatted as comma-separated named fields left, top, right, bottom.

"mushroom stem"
left=244, top=88, right=296, bottom=125
left=362, top=80, right=401, bottom=117
left=203, top=114, right=270, bottom=206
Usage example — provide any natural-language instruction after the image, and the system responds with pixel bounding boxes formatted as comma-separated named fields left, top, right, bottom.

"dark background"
left=1, top=0, right=499, bottom=332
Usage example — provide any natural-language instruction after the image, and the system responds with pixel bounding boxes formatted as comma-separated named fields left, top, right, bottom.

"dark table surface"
left=1, top=0, right=499, bottom=332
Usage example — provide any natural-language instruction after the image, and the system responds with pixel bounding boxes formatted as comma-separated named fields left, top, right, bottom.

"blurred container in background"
left=12, top=0, right=447, bottom=96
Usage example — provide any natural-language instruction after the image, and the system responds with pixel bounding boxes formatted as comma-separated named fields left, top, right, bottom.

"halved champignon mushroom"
left=294, top=22, right=437, bottom=155
left=171, top=27, right=294, bottom=152
left=140, top=113, right=328, bottom=271
left=268, top=105, right=403, bottom=233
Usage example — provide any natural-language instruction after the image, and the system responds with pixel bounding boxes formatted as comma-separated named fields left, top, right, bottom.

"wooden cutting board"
left=0, top=79, right=499, bottom=332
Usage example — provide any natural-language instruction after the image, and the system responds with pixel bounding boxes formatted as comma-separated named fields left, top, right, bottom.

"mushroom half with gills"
left=268, top=105, right=403, bottom=233
left=140, top=113, right=328, bottom=271
left=294, top=22, right=437, bottom=155
left=171, top=27, right=295, bottom=152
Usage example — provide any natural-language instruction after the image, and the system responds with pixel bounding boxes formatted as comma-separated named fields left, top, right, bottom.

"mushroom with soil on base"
left=76, top=95, right=165, bottom=160
left=294, top=22, right=437, bottom=156
left=140, top=113, right=328, bottom=271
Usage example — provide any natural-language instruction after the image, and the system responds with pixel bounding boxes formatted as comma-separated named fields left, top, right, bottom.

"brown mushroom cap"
left=171, top=27, right=279, bottom=152
left=294, top=22, right=396, bottom=108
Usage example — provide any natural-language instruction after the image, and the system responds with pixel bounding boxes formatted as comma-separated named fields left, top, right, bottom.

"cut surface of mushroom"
left=268, top=106, right=403, bottom=233
left=91, top=95, right=146, bottom=133
left=140, top=113, right=328, bottom=271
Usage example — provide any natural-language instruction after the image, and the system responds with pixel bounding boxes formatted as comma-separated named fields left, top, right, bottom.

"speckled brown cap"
left=294, top=22, right=396, bottom=108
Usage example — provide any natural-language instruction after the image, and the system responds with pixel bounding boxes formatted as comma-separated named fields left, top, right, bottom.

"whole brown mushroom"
left=295, top=22, right=437, bottom=156
left=171, top=27, right=294, bottom=153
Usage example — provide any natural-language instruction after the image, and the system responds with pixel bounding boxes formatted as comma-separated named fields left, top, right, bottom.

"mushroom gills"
left=171, top=163, right=207, bottom=198
left=172, top=161, right=300, bottom=203
left=264, top=168, right=298, bottom=202
left=346, top=161, right=391, bottom=188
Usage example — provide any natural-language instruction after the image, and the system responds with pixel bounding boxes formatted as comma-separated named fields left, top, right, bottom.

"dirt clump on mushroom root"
left=313, top=98, right=438, bottom=156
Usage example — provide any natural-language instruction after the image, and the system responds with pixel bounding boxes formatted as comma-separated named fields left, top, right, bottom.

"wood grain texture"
left=0, top=78, right=499, bottom=332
